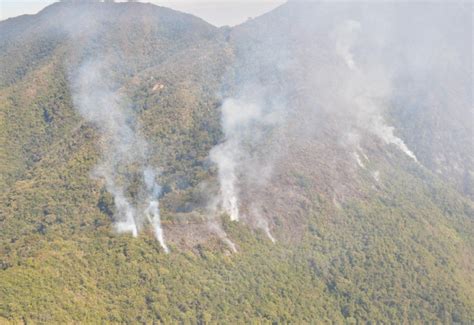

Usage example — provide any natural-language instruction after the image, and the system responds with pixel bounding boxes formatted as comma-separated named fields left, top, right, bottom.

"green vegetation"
left=0, top=2, right=472, bottom=323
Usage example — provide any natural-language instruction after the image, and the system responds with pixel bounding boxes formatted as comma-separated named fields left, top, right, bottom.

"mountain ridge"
left=0, top=1, right=473, bottom=323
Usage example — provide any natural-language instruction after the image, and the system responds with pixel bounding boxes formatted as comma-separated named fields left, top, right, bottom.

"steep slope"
left=0, top=1, right=473, bottom=323
left=0, top=1, right=222, bottom=192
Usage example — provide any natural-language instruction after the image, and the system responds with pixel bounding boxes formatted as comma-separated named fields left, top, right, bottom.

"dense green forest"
left=0, top=1, right=472, bottom=323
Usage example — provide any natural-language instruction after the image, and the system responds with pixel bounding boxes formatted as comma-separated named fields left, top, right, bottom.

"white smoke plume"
left=72, top=59, right=169, bottom=252
left=210, top=97, right=281, bottom=220
left=334, top=19, right=361, bottom=71
left=210, top=139, right=239, bottom=221
left=210, top=99, right=265, bottom=221
left=143, top=168, right=169, bottom=253
left=249, top=205, right=276, bottom=243
left=334, top=19, right=419, bottom=163
left=208, top=222, right=237, bottom=253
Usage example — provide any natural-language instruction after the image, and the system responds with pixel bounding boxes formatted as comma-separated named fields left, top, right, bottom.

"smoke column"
left=210, top=99, right=268, bottom=221
left=210, top=93, right=283, bottom=241
left=72, top=59, right=168, bottom=252
left=334, top=19, right=419, bottom=163
left=210, top=140, right=240, bottom=221
left=143, top=168, right=169, bottom=253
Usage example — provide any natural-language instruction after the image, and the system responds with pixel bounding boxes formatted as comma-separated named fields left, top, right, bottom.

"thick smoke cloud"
left=209, top=1, right=471, bottom=238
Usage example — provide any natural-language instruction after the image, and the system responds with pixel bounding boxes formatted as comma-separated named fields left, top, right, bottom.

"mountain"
left=0, top=1, right=473, bottom=323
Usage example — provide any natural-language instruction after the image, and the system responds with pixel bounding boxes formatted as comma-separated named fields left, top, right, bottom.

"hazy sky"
left=0, top=0, right=285, bottom=26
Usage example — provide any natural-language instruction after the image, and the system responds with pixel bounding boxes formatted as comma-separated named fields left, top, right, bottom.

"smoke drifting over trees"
left=207, top=1, right=472, bottom=241
left=0, top=1, right=473, bottom=323
left=61, top=1, right=471, bottom=249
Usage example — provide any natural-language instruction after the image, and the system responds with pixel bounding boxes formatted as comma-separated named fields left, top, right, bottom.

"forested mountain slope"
left=0, top=1, right=473, bottom=323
